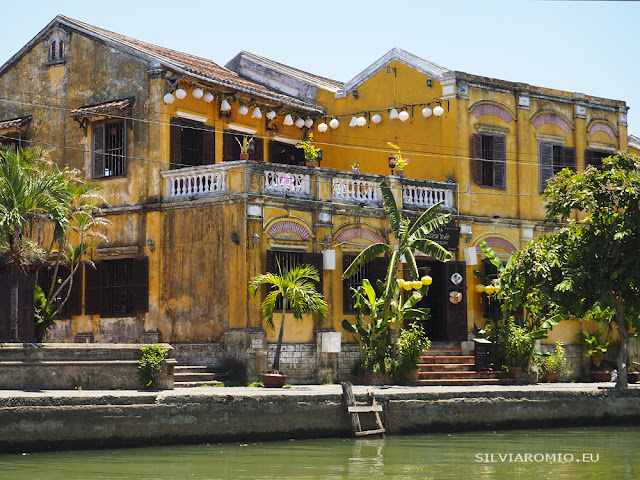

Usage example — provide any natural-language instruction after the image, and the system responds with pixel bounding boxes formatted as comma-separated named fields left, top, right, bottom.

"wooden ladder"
left=341, top=382, right=385, bottom=437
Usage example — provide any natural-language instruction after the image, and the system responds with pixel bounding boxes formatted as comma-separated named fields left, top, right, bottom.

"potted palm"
left=580, top=328, right=612, bottom=381
left=249, top=263, right=327, bottom=387
left=504, top=319, right=535, bottom=380
left=536, top=341, right=567, bottom=382
left=235, top=135, right=253, bottom=160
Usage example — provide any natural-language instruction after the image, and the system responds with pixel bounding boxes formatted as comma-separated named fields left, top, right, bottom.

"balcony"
left=160, top=161, right=456, bottom=211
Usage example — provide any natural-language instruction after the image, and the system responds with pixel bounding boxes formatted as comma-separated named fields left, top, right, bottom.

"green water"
left=0, top=426, right=638, bottom=479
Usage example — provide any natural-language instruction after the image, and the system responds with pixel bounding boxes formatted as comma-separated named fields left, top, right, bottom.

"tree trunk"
left=615, top=297, right=628, bottom=389
left=9, top=266, right=19, bottom=341
left=272, top=298, right=287, bottom=372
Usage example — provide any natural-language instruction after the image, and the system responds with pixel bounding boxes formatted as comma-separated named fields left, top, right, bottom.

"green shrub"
left=397, top=322, right=431, bottom=377
left=139, top=344, right=169, bottom=388
left=504, top=320, right=534, bottom=370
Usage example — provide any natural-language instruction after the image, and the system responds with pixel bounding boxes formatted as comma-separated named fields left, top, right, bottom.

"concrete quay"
left=1, top=383, right=639, bottom=453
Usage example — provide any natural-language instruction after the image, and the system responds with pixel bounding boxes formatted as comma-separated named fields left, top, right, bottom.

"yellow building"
left=0, top=16, right=631, bottom=381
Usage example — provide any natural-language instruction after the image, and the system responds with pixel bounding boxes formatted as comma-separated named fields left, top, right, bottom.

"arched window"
left=50, top=39, right=65, bottom=61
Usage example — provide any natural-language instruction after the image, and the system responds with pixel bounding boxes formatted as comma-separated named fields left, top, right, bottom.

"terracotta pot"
left=239, top=153, right=249, bottom=160
left=406, top=368, right=420, bottom=382
left=628, top=372, right=639, bottom=384
left=507, top=366, right=522, bottom=379
left=542, top=373, right=559, bottom=383
left=261, top=373, right=288, bottom=388
left=396, top=169, right=404, bottom=177
left=590, top=371, right=611, bottom=382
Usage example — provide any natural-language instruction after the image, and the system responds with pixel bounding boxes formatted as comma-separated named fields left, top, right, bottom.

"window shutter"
left=266, top=250, right=276, bottom=274
left=585, top=149, right=593, bottom=169
left=84, top=262, right=102, bottom=315
left=443, top=261, right=467, bottom=341
left=133, top=257, right=149, bottom=313
left=170, top=118, right=182, bottom=170
left=67, top=266, right=83, bottom=316
left=121, top=119, right=128, bottom=176
left=0, top=275, right=10, bottom=340
left=563, top=147, right=576, bottom=172
left=493, top=136, right=506, bottom=189
left=342, top=254, right=353, bottom=314
left=472, top=133, right=483, bottom=185
left=18, top=275, right=35, bottom=342
left=539, top=142, right=554, bottom=194
left=223, top=131, right=234, bottom=162
left=303, top=252, right=324, bottom=296
left=202, top=126, right=215, bottom=165
left=92, top=124, right=105, bottom=178
left=370, top=256, right=389, bottom=294
left=252, top=136, right=264, bottom=162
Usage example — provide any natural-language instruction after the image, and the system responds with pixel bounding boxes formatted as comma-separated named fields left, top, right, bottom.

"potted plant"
left=249, top=263, right=327, bottom=387
left=397, top=322, right=431, bottom=383
left=504, top=319, right=535, bottom=380
left=536, top=341, right=567, bottom=382
left=443, top=170, right=455, bottom=183
left=235, top=135, right=253, bottom=160
left=296, top=133, right=320, bottom=166
left=580, top=328, right=611, bottom=382
left=387, top=142, right=409, bottom=176
left=351, top=161, right=360, bottom=173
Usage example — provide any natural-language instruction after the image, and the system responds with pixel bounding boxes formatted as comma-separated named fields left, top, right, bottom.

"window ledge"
left=44, top=59, right=66, bottom=67
left=96, top=246, right=139, bottom=259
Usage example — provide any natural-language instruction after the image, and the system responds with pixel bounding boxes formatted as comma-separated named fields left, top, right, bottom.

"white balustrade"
left=264, top=170, right=311, bottom=196
left=402, top=184, right=453, bottom=209
left=164, top=167, right=227, bottom=198
left=332, top=177, right=380, bottom=203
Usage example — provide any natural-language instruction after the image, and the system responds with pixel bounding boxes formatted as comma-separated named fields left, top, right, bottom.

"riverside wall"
left=1, top=385, right=640, bottom=453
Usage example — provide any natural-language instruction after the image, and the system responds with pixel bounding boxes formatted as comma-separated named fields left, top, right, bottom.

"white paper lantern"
left=266, top=110, right=277, bottom=120
left=238, top=105, right=249, bottom=116
left=433, top=105, right=445, bottom=117
left=422, top=107, right=432, bottom=118
left=163, top=93, right=175, bottom=104
left=220, top=99, right=232, bottom=111
left=356, top=116, right=366, bottom=127
left=349, top=116, right=357, bottom=127
left=389, top=108, right=399, bottom=120
left=295, top=117, right=305, bottom=128
left=317, top=122, right=328, bottom=133
left=398, top=110, right=410, bottom=122
left=203, top=92, right=214, bottom=103
left=175, top=88, right=186, bottom=100
left=252, top=107, right=262, bottom=119
left=304, top=118, right=314, bottom=128
left=192, top=88, right=203, bottom=100
left=284, top=114, right=294, bottom=125
left=329, top=118, right=340, bottom=129
left=371, top=114, right=382, bottom=124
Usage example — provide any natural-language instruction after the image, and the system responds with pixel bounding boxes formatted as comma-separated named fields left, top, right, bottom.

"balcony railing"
left=161, top=161, right=456, bottom=210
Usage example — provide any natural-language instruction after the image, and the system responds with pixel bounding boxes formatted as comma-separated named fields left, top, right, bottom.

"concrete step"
left=418, top=363, right=475, bottom=371
left=174, top=372, right=228, bottom=382
left=174, top=365, right=227, bottom=387
left=418, top=371, right=504, bottom=379
left=411, top=378, right=510, bottom=386
left=423, top=349, right=464, bottom=357
left=174, top=381, right=223, bottom=388
left=420, top=355, right=475, bottom=364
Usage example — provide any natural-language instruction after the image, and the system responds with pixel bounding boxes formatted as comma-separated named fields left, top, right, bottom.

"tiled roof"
left=70, top=97, right=134, bottom=118
left=0, top=115, right=31, bottom=132
left=57, top=16, right=323, bottom=114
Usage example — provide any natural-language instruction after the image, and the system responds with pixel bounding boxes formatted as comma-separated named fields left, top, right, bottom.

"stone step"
left=411, top=378, right=510, bottom=386
left=174, top=365, right=227, bottom=387
left=418, top=371, right=504, bottom=379
left=423, top=349, right=464, bottom=357
left=174, top=381, right=223, bottom=388
left=418, top=363, right=475, bottom=371
left=174, top=372, right=227, bottom=382
left=419, top=355, right=475, bottom=364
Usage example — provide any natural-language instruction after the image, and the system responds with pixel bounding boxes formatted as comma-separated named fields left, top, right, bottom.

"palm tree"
left=249, top=263, right=328, bottom=372
left=343, top=181, right=452, bottom=321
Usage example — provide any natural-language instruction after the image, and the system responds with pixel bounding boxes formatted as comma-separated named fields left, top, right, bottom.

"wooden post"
left=342, top=381, right=385, bottom=436
left=342, top=382, right=361, bottom=434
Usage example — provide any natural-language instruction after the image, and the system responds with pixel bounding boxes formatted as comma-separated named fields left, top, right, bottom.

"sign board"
left=426, top=226, right=460, bottom=251
left=251, top=339, right=263, bottom=349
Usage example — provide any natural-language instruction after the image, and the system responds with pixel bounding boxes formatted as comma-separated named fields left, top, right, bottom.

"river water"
left=0, top=426, right=637, bottom=479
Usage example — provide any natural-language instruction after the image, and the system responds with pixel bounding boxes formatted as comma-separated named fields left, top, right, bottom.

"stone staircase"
left=412, top=345, right=507, bottom=386
left=174, top=365, right=227, bottom=388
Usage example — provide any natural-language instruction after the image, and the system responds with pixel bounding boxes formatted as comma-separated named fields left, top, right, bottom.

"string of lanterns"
left=397, top=275, right=433, bottom=291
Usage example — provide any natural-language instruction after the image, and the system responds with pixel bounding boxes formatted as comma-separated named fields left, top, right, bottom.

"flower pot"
left=507, top=366, right=522, bottom=379
left=590, top=371, right=611, bottom=382
left=628, top=372, right=639, bottom=384
left=261, top=372, right=288, bottom=388
left=305, top=159, right=317, bottom=167
left=239, top=153, right=249, bottom=160
left=406, top=368, right=420, bottom=382
left=542, top=373, right=559, bottom=383
left=351, top=168, right=360, bottom=173
left=396, top=169, right=404, bottom=177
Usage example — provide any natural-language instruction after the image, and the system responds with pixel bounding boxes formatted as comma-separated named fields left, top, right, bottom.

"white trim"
left=535, top=133, right=566, bottom=145
left=477, top=125, right=509, bottom=136
left=271, top=135, right=298, bottom=145
left=587, top=142, right=616, bottom=153
left=176, top=110, right=209, bottom=124
left=229, top=124, right=257, bottom=135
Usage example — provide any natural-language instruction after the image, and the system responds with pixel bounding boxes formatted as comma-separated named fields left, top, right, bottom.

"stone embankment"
left=1, top=384, right=639, bottom=453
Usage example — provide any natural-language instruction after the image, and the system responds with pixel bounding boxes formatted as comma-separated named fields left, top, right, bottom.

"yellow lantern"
left=403, top=282, right=413, bottom=291
left=493, top=284, right=501, bottom=293
left=412, top=280, right=422, bottom=290
left=484, top=285, right=495, bottom=295
left=475, top=284, right=486, bottom=293
left=421, top=275, right=433, bottom=286
left=397, top=279, right=405, bottom=288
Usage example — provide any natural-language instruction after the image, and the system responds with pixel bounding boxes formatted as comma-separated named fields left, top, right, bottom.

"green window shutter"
left=472, top=133, right=483, bottom=185
left=493, top=136, right=506, bottom=189
left=539, top=142, right=554, bottom=194
left=92, top=124, right=105, bottom=178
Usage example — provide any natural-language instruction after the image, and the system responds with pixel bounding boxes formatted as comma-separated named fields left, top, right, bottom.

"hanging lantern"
left=283, top=114, right=294, bottom=125
left=203, top=92, right=214, bottom=103
left=411, top=280, right=422, bottom=290
left=220, top=99, right=232, bottom=112
left=398, top=111, right=410, bottom=122
left=266, top=110, right=277, bottom=120
left=484, top=285, right=495, bottom=295
left=329, top=118, right=340, bottom=129
left=371, top=114, right=382, bottom=124
left=475, top=284, right=486, bottom=293
left=356, top=116, right=366, bottom=127
left=252, top=107, right=263, bottom=119
left=421, top=275, right=432, bottom=286
left=349, top=116, right=357, bottom=127
left=238, top=105, right=249, bottom=116
left=163, top=93, right=175, bottom=104
left=295, top=117, right=305, bottom=128
left=389, top=108, right=399, bottom=120
left=175, top=88, right=186, bottom=100
left=397, top=279, right=405, bottom=288
left=493, top=284, right=501, bottom=293
left=422, top=107, right=433, bottom=118
left=433, top=105, right=445, bottom=117
left=304, top=118, right=314, bottom=128
left=403, top=282, right=413, bottom=291
left=317, top=122, right=328, bottom=133
left=192, top=88, right=203, bottom=100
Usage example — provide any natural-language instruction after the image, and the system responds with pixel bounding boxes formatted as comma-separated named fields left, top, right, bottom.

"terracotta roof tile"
left=0, top=115, right=31, bottom=132
left=70, top=98, right=134, bottom=118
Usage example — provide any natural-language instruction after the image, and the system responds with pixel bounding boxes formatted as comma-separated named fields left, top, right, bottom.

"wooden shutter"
left=133, top=257, right=149, bottom=313
left=202, top=125, right=215, bottom=165
left=585, top=149, right=593, bottom=169
left=92, top=124, right=105, bottom=178
left=0, top=275, right=11, bottom=340
left=472, top=133, right=483, bottom=185
left=493, top=136, right=506, bottom=189
left=18, top=275, right=35, bottom=342
left=370, top=256, right=389, bottom=295
left=443, top=261, right=467, bottom=341
left=170, top=118, right=182, bottom=169
left=66, top=266, right=83, bottom=317
left=342, top=254, right=354, bottom=314
left=563, top=147, right=576, bottom=172
left=252, top=136, right=264, bottom=162
left=223, top=131, right=234, bottom=162
left=266, top=250, right=276, bottom=274
left=539, top=142, right=554, bottom=194
left=84, top=262, right=102, bottom=315
left=303, top=252, right=324, bottom=296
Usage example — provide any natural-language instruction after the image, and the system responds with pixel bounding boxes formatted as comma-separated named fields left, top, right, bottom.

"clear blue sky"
left=2, top=0, right=639, bottom=134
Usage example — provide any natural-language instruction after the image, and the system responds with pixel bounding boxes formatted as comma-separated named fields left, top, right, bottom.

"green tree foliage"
left=499, top=152, right=640, bottom=388
left=249, top=263, right=327, bottom=373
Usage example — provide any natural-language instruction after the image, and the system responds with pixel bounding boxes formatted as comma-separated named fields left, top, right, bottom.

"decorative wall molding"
left=470, top=102, right=514, bottom=123
left=335, top=227, right=385, bottom=245
left=267, top=220, right=312, bottom=240
left=531, top=112, right=572, bottom=133
left=475, top=236, right=517, bottom=254
left=587, top=120, right=617, bottom=139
